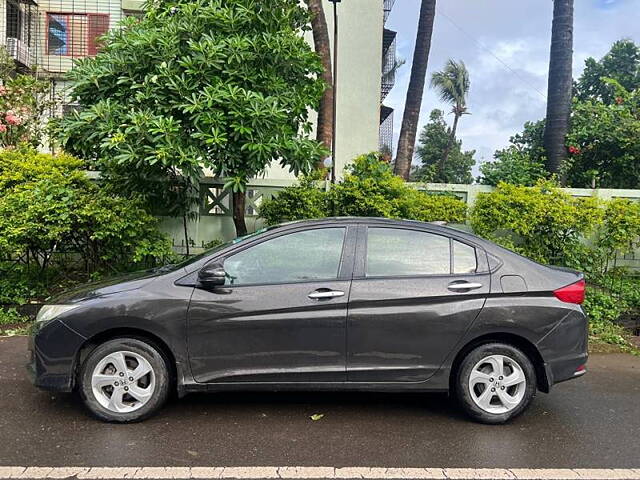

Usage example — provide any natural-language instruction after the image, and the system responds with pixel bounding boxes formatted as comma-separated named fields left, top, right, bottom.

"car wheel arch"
left=448, top=332, right=550, bottom=394
left=73, top=327, right=178, bottom=392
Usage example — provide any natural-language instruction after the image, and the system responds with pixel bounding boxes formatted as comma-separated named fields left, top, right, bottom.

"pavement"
left=1, top=336, right=639, bottom=479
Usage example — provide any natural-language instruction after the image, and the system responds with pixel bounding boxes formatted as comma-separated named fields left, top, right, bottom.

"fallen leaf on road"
left=187, top=450, right=199, bottom=457
left=310, top=413, right=324, bottom=421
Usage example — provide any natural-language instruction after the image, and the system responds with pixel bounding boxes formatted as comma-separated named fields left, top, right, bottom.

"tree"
left=479, top=120, right=547, bottom=186
left=411, top=109, right=474, bottom=184
left=430, top=59, right=471, bottom=175
left=394, top=0, right=437, bottom=180
left=575, top=39, right=640, bottom=104
left=479, top=147, right=547, bottom=186
left=305, top=0, right=334, bottom=158
left=564, top=81, right=640, bottom=189
left=543, top=0, right=574, bottom=176
left=58, top=0, right=327, bottom=237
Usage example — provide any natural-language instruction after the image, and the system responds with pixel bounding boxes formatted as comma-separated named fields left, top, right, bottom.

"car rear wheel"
left=456, top=343, right=536, bottom=424
left=79, top=338, right=170, bottom=423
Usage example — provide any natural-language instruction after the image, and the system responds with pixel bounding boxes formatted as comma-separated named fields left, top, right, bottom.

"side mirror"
left=198, top=262, right=226, bottom=288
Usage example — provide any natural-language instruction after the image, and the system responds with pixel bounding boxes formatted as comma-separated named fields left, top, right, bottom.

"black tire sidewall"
left=456, top=343, right=536, bottom=424
left=79, top=338, right=170, bottom=423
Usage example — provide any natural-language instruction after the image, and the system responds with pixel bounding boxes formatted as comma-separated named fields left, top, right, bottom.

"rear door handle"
left=448, top=282, right=483, bottom=291
left=308, top=290, right=345, bottom=299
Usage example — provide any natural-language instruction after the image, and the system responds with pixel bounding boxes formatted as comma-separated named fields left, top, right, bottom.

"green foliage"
left=564, top=83, right=640, bottom=188
left=57, top=0, right=327, bottom=230
left=260, top=153, right=468, bottom=225
left=480, top=120, right=547, bottom=186
left=259, top=170, right=328, bottom=225
left=583, top=287, right=633, bottom=349
left=575, top=39, right=640, bottom=104
left=470, top=180, right=602, bottom=264
left=0, top=149, right=172, bottom=272
left=411, top=109, right=475, bottom=184
left=0, top=307, right=28, bottom=326
left=479, top=146, right=547, bottom=186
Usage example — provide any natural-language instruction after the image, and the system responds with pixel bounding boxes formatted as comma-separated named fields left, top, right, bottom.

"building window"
left=6, top=1, right=23, bottom=40
left=46, top=13, right=109, bottom=57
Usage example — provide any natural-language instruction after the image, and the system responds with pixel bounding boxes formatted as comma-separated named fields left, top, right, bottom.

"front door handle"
left=308, top=290, right=345, bottom=299
left=448, top=282, right=483, bottom=291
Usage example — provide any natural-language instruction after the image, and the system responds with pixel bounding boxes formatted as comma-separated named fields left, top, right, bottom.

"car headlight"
left=36, top=305, right=80, bottom=325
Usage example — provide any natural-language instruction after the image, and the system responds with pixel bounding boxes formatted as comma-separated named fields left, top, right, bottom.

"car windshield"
left=160, top=227, right=274, bottom=272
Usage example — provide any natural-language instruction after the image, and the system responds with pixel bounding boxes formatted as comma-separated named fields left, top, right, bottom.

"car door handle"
left=308, top=290, right=345, bottom=299
left=448, top=282, right=483, bottom=291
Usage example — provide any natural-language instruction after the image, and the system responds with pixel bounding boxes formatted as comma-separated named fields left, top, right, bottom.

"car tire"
left=78, top=338, right=171, bottom=423
left=455, top=343, right=536, bottom=424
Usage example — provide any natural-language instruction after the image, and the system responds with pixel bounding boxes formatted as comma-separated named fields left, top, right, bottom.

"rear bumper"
left=28, top=320, right=86, bottom=392
left=537, top=307, right=589, bottom=390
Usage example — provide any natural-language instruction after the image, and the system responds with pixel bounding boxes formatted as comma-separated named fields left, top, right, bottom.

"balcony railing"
left=381, top=29, right=397, bottom=100
left=383, top=0, right=396, bottom=24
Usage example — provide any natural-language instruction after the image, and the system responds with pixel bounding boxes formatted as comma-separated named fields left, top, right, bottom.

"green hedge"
left=259, top=153, right=468, bottom=225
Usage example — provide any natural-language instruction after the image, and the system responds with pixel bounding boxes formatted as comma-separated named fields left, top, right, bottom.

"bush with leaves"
left=259, top=153, right=468, bottom=225
left=0, top=148, right=172, bottom=273
left=470, top=180, right=602, bottom=264
left=0, top=47, right=56, bottom=148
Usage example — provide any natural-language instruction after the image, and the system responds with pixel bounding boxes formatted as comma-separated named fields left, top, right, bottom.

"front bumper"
left=28, top=320, right=86, bottom=392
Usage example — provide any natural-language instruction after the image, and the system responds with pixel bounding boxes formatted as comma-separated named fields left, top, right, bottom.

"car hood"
left=49, top=269, right=163, bottom=304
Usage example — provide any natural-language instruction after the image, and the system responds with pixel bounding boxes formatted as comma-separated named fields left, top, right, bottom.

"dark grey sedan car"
left=29, top=218, right=588, bottom=424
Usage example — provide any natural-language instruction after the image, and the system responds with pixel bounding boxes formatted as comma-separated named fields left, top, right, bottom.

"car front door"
left=188, top=225, right=356, bottom=384
left=346, top=225, right=490, bottom=383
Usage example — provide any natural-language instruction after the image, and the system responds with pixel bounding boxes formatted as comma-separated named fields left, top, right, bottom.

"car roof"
left=273, top=217, right=490, bottom=247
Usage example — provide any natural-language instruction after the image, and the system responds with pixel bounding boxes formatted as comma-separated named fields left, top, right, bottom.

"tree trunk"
left=394, top=0, right=437, bottom=180
left=232, top=191, right=248, bottom=237
left=543, top=0, right=574, bottom=176
left=306, top=0, right=334, bottom=163
left=439, top=113, right=460, bottom=181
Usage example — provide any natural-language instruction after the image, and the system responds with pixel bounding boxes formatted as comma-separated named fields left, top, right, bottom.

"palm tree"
left=394, top=0, right=437, bottom=181
left=543, top=0, right=574, bottom=176
left=430, top=59, right=470, bottom=175
left=305, top=0, right=334, bottom=166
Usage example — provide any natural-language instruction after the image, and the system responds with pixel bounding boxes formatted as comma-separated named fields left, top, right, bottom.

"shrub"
left=0, top=148, right=172, bottom=273
left=470, top=180, right=602, bottom=264
left=259, top=171, right=328, bottom=226
left=259, top=153, right=468, bottom=225
left=583, top=287, right=631, bottom=348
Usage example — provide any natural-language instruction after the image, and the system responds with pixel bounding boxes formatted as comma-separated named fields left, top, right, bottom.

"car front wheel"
left=79, top=338, right=170, bottom=423
left=456, top=343, right=536, bottom=424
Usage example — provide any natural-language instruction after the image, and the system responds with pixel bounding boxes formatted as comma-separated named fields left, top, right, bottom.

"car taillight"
left=553, top=279, right=586, bottom=304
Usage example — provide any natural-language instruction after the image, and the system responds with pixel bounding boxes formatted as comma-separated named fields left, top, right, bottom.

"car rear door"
left=346, top=224, right=490, bottom=383
left=187, top=225, right=356, bottom=384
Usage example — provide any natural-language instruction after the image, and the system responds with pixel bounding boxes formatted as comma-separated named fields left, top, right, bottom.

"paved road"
left=1, top=336, right=639, bottom=471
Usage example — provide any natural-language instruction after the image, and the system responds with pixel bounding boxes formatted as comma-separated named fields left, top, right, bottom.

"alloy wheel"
left=91, top=350, right=156, bottom=413
left=468, top=354, right=526, bottom=414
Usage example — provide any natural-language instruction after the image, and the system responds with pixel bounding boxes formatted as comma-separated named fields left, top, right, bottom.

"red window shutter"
left=87, top=14, right=109, bottom=56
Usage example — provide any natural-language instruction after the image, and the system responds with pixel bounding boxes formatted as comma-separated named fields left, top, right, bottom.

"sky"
left=385, top=0, right=640, bottom=174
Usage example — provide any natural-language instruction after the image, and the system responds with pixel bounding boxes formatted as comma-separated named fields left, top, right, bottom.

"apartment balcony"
left=3, top=0, right=38, bottom=70
left=383, top=0, right=395, bottom=24
left=379, top=105, right=394, bottom=155
left=381, top=28, right=397, bottom=101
